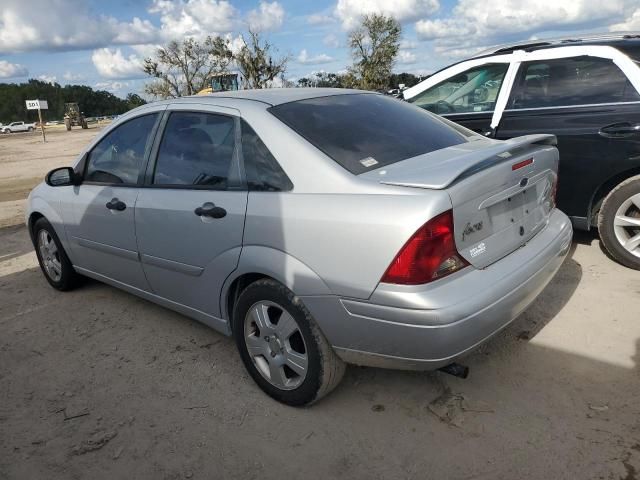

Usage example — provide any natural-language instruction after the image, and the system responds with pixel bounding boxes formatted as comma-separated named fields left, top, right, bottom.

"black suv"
left=404, top=34, right=640, bottom=269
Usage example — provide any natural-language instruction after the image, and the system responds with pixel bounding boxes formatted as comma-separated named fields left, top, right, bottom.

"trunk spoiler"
left=373, top=134, right=557, bottom=190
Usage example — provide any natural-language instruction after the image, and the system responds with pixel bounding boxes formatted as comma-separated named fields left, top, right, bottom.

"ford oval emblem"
left=520, top=177, right=529, bottom=187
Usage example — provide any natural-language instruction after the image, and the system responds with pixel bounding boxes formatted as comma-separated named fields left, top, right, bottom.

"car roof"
left=193, top=88, right=371, bottom=106
left=472, top=32, right=640, bottom=58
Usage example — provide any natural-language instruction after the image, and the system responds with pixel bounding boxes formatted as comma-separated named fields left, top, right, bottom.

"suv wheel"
left=598, top=175, right=640, bottom=269
left=233, top=279, right=345, bottom=406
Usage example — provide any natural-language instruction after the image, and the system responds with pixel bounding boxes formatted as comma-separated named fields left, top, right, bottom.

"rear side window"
left=153, top=112, right=236, bottom=189
left=510, top=56, right=640, bottom=109
left=86, top=113, right=158, bottom=184
left=269, top=94, right=467, bottom=175
left=617, top=45, right=640, bottom=63
left=241, top=120, right=292, bottom=191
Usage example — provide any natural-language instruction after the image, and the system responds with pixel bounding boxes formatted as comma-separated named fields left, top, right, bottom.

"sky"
left=1, top=0, right=639, bottom=98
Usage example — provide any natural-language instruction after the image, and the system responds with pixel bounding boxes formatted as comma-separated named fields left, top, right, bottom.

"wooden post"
left=37, top=107, right=46, bottom=143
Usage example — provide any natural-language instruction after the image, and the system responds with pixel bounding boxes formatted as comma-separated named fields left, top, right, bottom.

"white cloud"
left=400, top=39, right=418, bottom=49
left=415, top=18, right=476, bottom=41
left=224, top=34, right=246, bottom=55
left=62, top=71, right=85, bottom=82
left=150, top=0, right=238, bottom=39
left=335, top=0, right=440, bottom=29
left=323, top=33, right=341, bottom=48
left=308, top=13, right=336, bottom=25
left=92, top=48, right=144, bottom=79
left=610, top=8, right=640, bottom=31
left=94, top=81, right=130, bottom=94
left=37, top=75, right=57, bottom=84
left=131, top=44, right=161, bottom=59
left=416, top=0, right=631, bottom=43
left=0, top=60, right=28, bottom=78
left=0, top=0, right=159, bottom=53
left=112, top=17, right=158, bottom=45
left=246, top=1, right=285, bottom=32
left=297, top=49, right=334, bottom=65
left=398, top=50, right=417, bottom=64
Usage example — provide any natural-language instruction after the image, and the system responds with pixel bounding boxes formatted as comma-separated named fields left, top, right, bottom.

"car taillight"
left=381, top=210, right=469, bottom=285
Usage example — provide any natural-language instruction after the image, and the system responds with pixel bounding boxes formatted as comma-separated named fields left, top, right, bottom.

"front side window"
left=241, top=120, right=292, bottom=191
left=153, top=112, right=236, bottom=189
left=269, top=93, right=467, bottom=175
left=509, top=56, right=640, bottom=109
left=85, top=113, right=158, bottom=184
left=408, top=63, right=509, bottom=114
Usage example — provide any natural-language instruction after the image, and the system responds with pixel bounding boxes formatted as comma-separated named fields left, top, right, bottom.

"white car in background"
left=1, top=121, right=36, bottom=133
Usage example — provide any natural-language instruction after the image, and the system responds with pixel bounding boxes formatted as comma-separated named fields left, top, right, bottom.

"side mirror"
left=45, top=167, right=80, bottom=187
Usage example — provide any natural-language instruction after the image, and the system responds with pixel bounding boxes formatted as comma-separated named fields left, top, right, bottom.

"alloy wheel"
left=38, top=230, right=62, bottom=282
left=613, top=193, right=640, bottom=258
left=243, top=301, right=308, bottom=390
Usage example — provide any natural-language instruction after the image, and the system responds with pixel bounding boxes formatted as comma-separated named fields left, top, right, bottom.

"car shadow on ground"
left=0, top=224, right=34, bottom=262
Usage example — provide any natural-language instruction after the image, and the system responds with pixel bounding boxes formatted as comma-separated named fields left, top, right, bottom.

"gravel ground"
left=1, top=128, right=639, bottom=479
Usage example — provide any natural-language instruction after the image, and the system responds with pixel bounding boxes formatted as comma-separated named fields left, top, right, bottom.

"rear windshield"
left=268, top=93, right=468, bottom=174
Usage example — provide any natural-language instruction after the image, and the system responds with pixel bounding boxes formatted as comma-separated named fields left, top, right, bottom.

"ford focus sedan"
left=27, top=89, right=572, bottom=406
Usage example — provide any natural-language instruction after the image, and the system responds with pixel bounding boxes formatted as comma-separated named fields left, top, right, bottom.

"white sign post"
left=26, top=99, right=48, bottom=143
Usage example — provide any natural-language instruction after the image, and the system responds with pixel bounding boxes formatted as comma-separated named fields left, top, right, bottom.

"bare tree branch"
left=143, top=36, right=234, bottom=99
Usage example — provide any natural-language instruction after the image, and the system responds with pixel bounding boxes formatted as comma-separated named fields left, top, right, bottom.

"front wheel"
left=233, top=279, right=345, bottom=406
left=598, top=175, right=640, bottom=269
left=33, top=218, right=81, bottom=290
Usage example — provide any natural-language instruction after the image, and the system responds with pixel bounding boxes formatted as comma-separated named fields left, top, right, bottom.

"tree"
left=0, top=79, right=139, bottom=123
left=143, top=36, right=234, bottom=98
left=388, top=72, right=422, bottom=90
left=126, top=93, right=147, bottom=110
left=348, top=14, right=401, bottom=91
left=235, top=30, right=288, bottom=89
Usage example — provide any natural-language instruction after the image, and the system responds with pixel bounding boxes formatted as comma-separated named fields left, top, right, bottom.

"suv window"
left=153, top=112, right=236, bottom=189
left=85, top=113, right=158, bottom=184
left=408, top=63, right=509, bottom=114
left=269, top=93, right=467, bottom=175
left=241, top=120, right=292, bottom=191
left=510, top=56, right=640, bottom=109
left=617, top=45, right=640, bottom=63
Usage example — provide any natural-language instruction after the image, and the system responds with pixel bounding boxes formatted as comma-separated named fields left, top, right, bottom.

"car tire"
left=28, top=127, right=34, bottom=132
left=598, top=175, right=640, bottom=270
left=233, top=279, right=345, bottom=406
left=32, top=217, right=81, bottom=291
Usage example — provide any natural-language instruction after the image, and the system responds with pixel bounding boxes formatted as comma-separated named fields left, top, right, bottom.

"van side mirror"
left=45, top=167, right=80, bottom=187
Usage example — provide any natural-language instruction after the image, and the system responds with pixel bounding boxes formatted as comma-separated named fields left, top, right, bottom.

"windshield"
left=408, top=64, right=509, bottom=115
left=269, top=93, right=468, bottom=175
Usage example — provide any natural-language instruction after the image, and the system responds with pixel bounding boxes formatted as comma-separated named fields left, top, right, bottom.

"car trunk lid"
left=362, top=134, right=559, bottom=269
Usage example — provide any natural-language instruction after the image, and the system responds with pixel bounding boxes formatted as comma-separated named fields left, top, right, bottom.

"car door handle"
left=105, top=198, right=126, bottom=211
left=194, top=204, right=227, bottom=219
left=599, top=123, right=640, bottom=138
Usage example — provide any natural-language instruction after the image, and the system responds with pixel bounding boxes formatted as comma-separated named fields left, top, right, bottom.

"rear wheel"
left=33, top=218, right=81, bottom=290
left=233, top=279, right=345, bottom=406
left=598, top=175, right=640, bottom=269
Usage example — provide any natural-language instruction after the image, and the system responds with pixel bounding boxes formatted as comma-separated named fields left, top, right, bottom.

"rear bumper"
left=301, top=209, right=572, bottom=370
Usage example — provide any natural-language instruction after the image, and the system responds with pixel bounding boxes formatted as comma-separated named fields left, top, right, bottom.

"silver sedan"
left=26, top=89, right=572, bottom=405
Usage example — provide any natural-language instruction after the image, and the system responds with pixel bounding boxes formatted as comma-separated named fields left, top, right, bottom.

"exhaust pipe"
left=438, top=362, right=469, bottom=379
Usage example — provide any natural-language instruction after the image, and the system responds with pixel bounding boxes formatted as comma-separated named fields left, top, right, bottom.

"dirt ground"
left=1, top=129, right=640, bottom=479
